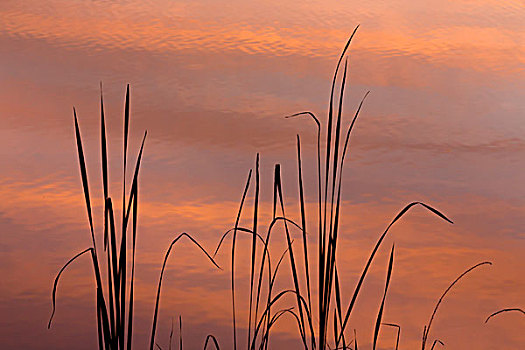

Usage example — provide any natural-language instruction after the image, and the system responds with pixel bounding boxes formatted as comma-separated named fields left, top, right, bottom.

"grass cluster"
left=48, top=28, right=513, bottom=349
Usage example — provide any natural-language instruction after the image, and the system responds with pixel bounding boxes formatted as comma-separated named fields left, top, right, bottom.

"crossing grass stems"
left=48, top=27, right=496, bottom=349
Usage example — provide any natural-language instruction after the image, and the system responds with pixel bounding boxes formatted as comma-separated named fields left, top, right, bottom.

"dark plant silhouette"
left=48, top=85, right=220, bottom=350
left=49, top=28, right=497, bottom=350
left=485, top=308, right=525, bottom=323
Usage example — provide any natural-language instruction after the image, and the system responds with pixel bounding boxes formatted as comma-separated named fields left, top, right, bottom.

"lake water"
left=1, top=0, right=524, bottom=349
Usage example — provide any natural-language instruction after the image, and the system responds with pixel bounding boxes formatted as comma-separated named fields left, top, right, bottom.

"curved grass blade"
left=267, top=308, right=297, bottom=330
left=339, top=202, right=453, bottom=341
left=485, top=308, right=525, bottom=323
left=241, top=235, right=292, bottom=348
left=269, top=241, right=295, bottom=291
left=213, top=227, right=266, bottom=258
left=251, top=215, right=305, bottom=349
left=381, top=323, right=401, bottom=350
left=48, top=247, right=93, bottom=328
left=203, top=335, right=221, bottom=349
left=422, top=261, right=491, bottom=349
left=261, top=308, right=302, bottom=348
left=430, top=340, right=444, bottom=350
left=149, top=233, right=221, bottom=350
left=251, top=289, right=313, bottom=349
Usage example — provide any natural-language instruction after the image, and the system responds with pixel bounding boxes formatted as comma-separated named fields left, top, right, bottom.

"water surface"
left=1, top=1, right=524, bottom=349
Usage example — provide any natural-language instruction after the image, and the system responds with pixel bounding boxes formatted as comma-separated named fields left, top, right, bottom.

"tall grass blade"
left=328, top=58, right=348, bottom=236
left=127, top=131, right=147, bottom=350
left=74, top=109, right=113, bottom=348
left=96, top=299, right=104, bottom=350
left=100, top=83, right=109, bottom=249
left=373, top=244, right=394, bottom=350
left=119, top=84, right=131, bottom=349
left=340, top=92, right=369, bottom=166
left=328, top=90, right=369, bottom=349
left=179, top=315, right=182, bottom=350
left=100, top=84, right=119, bottom=347
left=169, top=317, right=174, bottom=350
left=74, top=109, right=97, bottom=251
left=248, top=154, right=260, bottom=347
left=322, top=59, right=348, bottom=342
left=122, top=84, right=130, bottom=208
left=296, top=135, right=313, bottom=326
left=324, top=24, right=360, bottom=229
left=286, top=113, right=322, bottom=342
left=105, top=198, right=117, bottom=345
left=321, top=28, right=358, bottom=348
left=274, top=164, right=308, bottom=348
left=334, top=265, right=345, bottom=349
left=329, top=90, right=370, bottom=350
left=97, top=283, right=113, bottom=349
left=230, top=169, right=252, bottom=350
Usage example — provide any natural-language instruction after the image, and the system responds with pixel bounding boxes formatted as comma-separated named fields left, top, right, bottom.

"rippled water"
left=1, top=0, right=524, bottom=349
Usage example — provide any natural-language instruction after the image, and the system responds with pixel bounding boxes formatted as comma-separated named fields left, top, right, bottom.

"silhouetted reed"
left=485, top=308, right=525, bottom=323
left=48, top=85, right=220, bottom=350
left=49, top=28, right=496, bottom=350
left=212, top=26, right=492, bottom=350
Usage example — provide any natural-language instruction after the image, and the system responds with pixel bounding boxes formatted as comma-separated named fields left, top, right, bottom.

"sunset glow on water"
left=1, top=1, right=524, bottom=349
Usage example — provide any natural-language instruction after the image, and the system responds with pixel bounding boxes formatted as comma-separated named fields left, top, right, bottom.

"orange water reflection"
left=1, top=0, right=524, bottom=349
